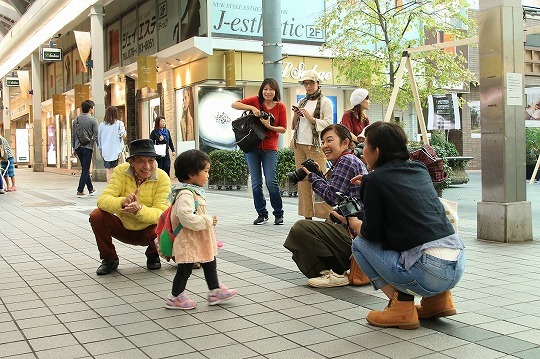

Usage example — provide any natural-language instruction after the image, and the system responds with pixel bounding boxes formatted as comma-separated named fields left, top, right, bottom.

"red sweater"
left=238, top=96, right=287, bottom=150
left=340, top=111, right=370, bottom=137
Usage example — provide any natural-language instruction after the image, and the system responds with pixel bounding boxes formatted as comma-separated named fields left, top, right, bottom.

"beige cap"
left=298, top=70, right=321, bottom=84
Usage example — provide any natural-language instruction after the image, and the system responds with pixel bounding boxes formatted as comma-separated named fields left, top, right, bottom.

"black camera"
left=329, top=192, right=364, bottom=224
left=352, top=142, right=364, bottom=159
left=259, top=111, right=275, bottom=126
left=286, top=158, right=322, bottom=184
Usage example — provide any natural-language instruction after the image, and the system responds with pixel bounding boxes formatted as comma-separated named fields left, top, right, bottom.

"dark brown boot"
left=416, top=291, right=456, bottom=320
left=366, top=292, right=419, bottom=330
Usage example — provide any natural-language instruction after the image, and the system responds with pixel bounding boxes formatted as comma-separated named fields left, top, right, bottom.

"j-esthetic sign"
left=211, top=0, right=325, bottom=45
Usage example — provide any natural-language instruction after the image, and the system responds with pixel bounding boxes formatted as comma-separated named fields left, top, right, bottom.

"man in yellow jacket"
left=90, top=139, right=171, bottom=275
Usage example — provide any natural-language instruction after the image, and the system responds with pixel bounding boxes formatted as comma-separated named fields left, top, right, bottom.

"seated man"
left=89, top=139, right=171, bottom=275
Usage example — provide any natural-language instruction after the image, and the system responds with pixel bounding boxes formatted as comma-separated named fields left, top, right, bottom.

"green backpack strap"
left=171, top=187, right=198, bottom=235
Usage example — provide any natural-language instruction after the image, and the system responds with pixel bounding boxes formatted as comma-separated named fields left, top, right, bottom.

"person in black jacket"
left=150, top=116, right=175, bottom=176
left=72, top=99, right=99, bottom=196
left=338, top=122, right=465, bottom=330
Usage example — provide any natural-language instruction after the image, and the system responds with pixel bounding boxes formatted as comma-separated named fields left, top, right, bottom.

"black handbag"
left=232, top=111, right=267, bottom=153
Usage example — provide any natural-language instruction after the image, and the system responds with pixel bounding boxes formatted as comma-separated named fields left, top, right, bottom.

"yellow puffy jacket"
left=97, top=162, right=171, bottom=231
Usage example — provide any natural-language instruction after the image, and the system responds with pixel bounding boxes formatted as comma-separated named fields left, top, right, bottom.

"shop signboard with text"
left=211, top=0, right=325, bottom=45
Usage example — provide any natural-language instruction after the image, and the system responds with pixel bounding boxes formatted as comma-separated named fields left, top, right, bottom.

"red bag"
left=409, top=144, right=448, bottom=183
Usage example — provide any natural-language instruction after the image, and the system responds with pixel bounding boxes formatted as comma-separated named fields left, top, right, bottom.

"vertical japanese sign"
left=121, top=9, right=138, bottom=65
left=138, top=0, right=157, bottom=56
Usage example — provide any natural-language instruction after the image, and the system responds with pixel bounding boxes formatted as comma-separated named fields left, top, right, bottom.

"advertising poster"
left=524, top=87, right=540, bottom=128
left=296, top=94, right=338, bottom=123
left=157, top=0, right=180, bottom=50
left=427, top=93, right=461, bottom=130
left=198, top=87, right=243, bottom=152
left=47, top=125, right=56, bottom=165
left=176, top=87, right=197, bottom=153
left=179, top=0, right=207, bottom=41
left=15, top=128, right=29, bottom=163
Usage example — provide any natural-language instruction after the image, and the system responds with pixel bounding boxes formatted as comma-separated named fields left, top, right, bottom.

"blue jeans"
left=245, top=149, right=283, bottom=217
left=352, top=236, right=465, bottom=297
left=75, top=147, right=94, bottom=193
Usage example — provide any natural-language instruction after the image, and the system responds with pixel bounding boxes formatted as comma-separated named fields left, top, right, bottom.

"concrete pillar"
left=90, top=5, right=106, bottom=181
left=262, top=0, right=285, bottom=148
left=477, top=0, right=533, bottom=242
left=2, top=81, right=10, bottom=135
left=31, top=52, right=44, bottom=172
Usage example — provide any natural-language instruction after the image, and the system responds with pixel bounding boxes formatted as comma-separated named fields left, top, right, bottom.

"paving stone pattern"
left=0, top=169, right=539, bottom=358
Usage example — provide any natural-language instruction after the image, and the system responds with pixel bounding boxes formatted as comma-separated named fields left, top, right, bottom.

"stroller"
left=0, top=161, right=7, bottom=193
left=0, top=148, right=8, bottom=193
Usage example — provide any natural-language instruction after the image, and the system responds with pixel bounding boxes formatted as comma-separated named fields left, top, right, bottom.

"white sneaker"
left=308, top=270, right=350, bottom=288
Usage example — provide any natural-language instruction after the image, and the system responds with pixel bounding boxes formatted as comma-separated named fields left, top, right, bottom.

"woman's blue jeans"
left=245, top=149, right=283, bottom=217
left=352, top=236, right=465, bottom=297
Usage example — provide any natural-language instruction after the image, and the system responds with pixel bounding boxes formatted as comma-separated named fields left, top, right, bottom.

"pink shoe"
left=208, top=284, right=237, bottom=305
left=7, top=187, right=16, bottom=192
left=165, top=292, right=197, bottom=310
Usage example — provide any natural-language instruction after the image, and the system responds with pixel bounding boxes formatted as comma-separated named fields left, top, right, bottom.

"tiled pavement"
left=0, top=168, right=539, bottom=359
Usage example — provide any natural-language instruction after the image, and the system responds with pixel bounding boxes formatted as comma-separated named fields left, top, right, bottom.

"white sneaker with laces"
left=308, top=270, right=349, bottom=288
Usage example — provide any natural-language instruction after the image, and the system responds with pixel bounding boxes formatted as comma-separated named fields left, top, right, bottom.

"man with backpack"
left=89, top=139, right=171, bottom=275
left=72, top=99, right=99, bottom=196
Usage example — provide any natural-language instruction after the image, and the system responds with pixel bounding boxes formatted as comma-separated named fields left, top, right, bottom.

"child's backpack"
left=155, top=188, right=197, bottom=261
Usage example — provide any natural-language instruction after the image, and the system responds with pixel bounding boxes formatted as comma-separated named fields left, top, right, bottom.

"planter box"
left=208, top=149, right=249, bottom=190
left=446, top=156, right=473, bottom=185
left=279, top=178, right=298, bottom=197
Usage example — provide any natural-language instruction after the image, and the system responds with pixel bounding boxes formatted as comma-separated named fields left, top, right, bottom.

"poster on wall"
left=107, top=20, right=120, bottom=68
left=198, top=87, right=243, bottom=152
left=47, top=125, right=56, bottom=165
left=427, top=93, right=461, bottom=130
left=296, top=95, right=338, bottom=123
left=15, top=129, right=30, bottom=162
left=54, top=60, right=64, bottom=94
left=524, top=87, right=540, bottom=128
left=176, top=87, right=196, bottom=153
left=157, top=0, right=180, bottom=50
left=179, top=0, right=207, bottom=41
left=64, top=50, right=73, bottom=91
left=149, top=97, right=160, bottom=131
left=47, top=63, right=55, bottom=99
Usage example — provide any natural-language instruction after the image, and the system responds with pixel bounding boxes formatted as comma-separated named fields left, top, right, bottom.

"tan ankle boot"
left=366, top=293, right=419, bottom=330
left=416, top=291, right=456, bottom=320
left=349, top=255, right=370, bottom=285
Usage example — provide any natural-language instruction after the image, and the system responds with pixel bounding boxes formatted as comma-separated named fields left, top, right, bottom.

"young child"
left=165, top=149, right=237, bottom=309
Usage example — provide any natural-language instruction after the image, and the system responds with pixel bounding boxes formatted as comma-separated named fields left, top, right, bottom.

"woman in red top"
left=232, top=78, right=287, bottom=225
left=341, top=88, right=371, bottom=143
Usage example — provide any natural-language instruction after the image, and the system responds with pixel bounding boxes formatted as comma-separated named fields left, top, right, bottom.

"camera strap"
left=327, top=149, right=354, bottom=176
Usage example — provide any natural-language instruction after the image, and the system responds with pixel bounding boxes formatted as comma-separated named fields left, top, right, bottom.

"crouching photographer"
left=284, top=124, right=369, bottom=288
left=345, top=122, right=465, bottom=330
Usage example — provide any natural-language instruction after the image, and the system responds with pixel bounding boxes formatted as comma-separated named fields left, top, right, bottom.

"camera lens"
left=286, top=168, right=307, bottom=184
